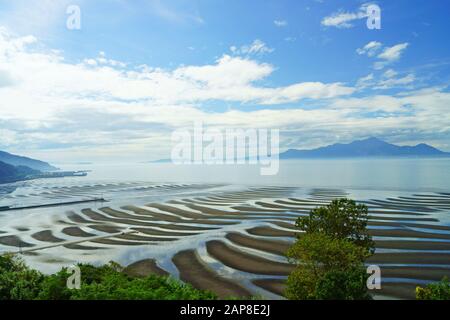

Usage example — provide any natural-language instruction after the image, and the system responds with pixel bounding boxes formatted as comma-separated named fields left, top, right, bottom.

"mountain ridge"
left=280, top=137, right=450, bottom=159
left=0, top=150, right=57, bottom=171
left=0, top=160, right=41, bottom=184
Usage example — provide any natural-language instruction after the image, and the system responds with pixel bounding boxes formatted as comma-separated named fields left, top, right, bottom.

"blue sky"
left=0, top=0, right=449, bottom=163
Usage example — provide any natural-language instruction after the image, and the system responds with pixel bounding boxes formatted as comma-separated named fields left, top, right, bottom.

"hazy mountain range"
left=0, top=151, right=57, bottom=171
left=152, top=137, right=450, bottom=163
left=2, top=137, right=448, bottom=182
left=0, top=161, right=41, bottom=184
left=280, top=137, right=450, bottom=159
left=0, top=151, right=56, bottom=184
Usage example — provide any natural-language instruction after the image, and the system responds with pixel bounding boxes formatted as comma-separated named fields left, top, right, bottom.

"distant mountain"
left=0, top=161, right=40, bottom=184
left=280, top=137, right=450, bottom=159
left=0, top=150, right=57, bottom=171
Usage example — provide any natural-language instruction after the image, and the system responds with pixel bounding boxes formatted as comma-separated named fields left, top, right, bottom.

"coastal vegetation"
left=0, top=254, right=216, bottom=300
left=416, top=277, right=450, bottom=300
left=285, top=199, right=375, bottom=300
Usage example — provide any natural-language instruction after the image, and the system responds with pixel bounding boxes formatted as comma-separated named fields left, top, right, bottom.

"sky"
left=0, top=0, right=449, bottom=163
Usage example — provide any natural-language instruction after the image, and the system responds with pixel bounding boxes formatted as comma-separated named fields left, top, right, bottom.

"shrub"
left=416, top=278, right=450, bottom=300
left=0, top=255, right=217, bottom=300
left=0, top=254, right=44, bottom=300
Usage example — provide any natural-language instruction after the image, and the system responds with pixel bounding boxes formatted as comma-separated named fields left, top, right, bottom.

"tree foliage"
left=286, top=198, right=374, bottom=300
left=285, top=233, right=371, bottom=300
left=286, top=233, right=371, bottom=270
left=416, top=277, right=450, bottom=300
left=295, top=198, right=374, bottom=253
left=0, top=254, right=44, bottom=300
left=0, top=255, right=216, bottom=300
left=315, top=267, right=371, bottom=300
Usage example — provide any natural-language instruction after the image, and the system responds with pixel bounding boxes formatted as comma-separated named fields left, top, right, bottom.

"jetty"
left=0, top=198, right=107, bottom=212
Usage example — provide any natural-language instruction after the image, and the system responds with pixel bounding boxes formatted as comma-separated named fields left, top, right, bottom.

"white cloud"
left=147, top=0, right=205, bottom=25
left=83, top=52, right=127, bottom=68
left=0, top=68, right=16, bottom=88
left=174, top=54, right=274, bottom=88
left=0, top=0, right=76, bottom=35
left=356, top=68, right=415, bottom=91
left=321, top=4, right=370, bottom=28
left=382, top=69, right=398, bottom=78
left=356, top=41, right=382, bottom=57
left=231, top=39, right=274, bottom=56
left=373, top=74, right=415, bottom=90
left=378, top=43, right=409, bottom=62
left=0, top=129, right=18, bottom=146
left=356, top=73, right=375, bottom=89
left=0, top=30, right=352, bottom=119
left=331, top=96, right=403, bottom=114
left=0, top=28, right=448, bottom=161
left=0, top=28, right=354, bottom=157
left=274, top=20, right=288, bottom=27
left=356, top=41, right=410, bottom=70
left=373, top=43, right=409, bottom=69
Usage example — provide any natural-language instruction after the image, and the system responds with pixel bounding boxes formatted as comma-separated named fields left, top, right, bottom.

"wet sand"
left=369, top=252, right=450, bottom=265
left=62, top=226, right=96, bottom=237
left=381, top=266, right=450, bottom=281
left=226, top=232, right=291, bottom=256
left=3, top=185, right=450, bottom=300
left=116, top=233, right=178, bottom=242
left=206, top=240, right=294, bottom=275
left=252, top=279, right=285, bottom=296
left=124, top=259, right=169, bottom=277
left=0, top=235, right=34, bottom=248
left=246, top=226, right=298, bottom=238
left=131, top=227, right=199, bottom=237
left=375, top=240, right=450, bottom=250
left=88, top=224, right=122, bottom=234
left=31, top=230, right=65, bottom=243
left=369, top=228, right=450, bottom=240
left=173, top=249, right=252, bottom=299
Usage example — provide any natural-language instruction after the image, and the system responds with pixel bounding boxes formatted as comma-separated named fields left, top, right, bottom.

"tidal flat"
left=1, top=177, right=450, bottom=300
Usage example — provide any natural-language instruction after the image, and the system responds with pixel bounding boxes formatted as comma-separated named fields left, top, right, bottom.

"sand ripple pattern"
left=1, top=184, right=450, bottom=299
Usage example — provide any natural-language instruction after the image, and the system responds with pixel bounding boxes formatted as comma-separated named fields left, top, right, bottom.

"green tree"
left=0, top=255, right=219, bottom=300
left=0, top=254, right=44, bottom=300
left=416, top=277, right=450, bottom=300
left=285, top=233, right=371, bottom=300
left=36, top=268, right=73, bottom=300
left=296, top=198, right=374, bottom=253
left=315, top=267, right=371, bottom=300
left=286, top=198, right=375, bottom=300
left=71, top=273, right=216, bottom=300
